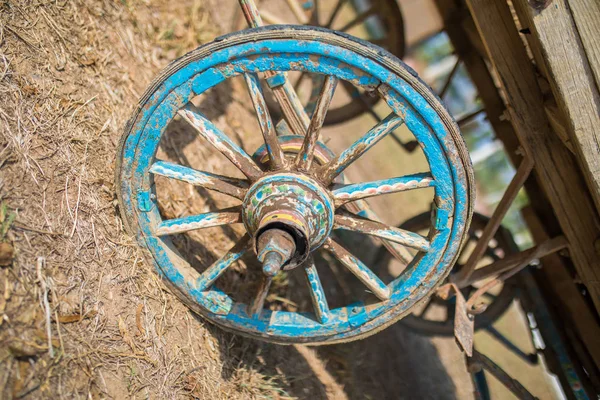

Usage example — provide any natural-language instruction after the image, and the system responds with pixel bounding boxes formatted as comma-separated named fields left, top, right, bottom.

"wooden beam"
left=512, top=0, right=600, bottom=216
left=434, top=0, right=562, bottom=234
left=464, top=0, right=600, bottom=313
left=567, top=0, right=600, bottom=91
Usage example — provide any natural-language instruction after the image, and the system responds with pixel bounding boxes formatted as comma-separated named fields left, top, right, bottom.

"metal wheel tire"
left=115, top=26, right=474, bottom=344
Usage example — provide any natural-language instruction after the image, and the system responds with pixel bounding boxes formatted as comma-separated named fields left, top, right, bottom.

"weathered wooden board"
left=567, top=0, right=600, bottom=92
left=434, top=0, right=562, bottom=239
left=465, top=0, right=600, bottom=314
left=513, top=0, right=600, bottom=216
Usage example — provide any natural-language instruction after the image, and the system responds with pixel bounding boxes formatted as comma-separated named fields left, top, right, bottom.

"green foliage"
left=0, top=201, right=16, bottom=242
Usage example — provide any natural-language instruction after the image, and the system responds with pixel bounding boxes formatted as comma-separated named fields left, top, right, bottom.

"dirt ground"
left=0, top=0, right=560, bottom=399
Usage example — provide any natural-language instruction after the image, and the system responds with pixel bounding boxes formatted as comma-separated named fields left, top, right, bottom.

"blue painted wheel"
left=115, top=26, right=474, bottom=344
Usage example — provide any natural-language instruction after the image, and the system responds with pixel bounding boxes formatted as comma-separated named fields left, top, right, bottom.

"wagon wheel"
left=233, top=0, right=406, bottom=126
left=375, top=211, right=519, bottom=336
left=116, top=26, right=473, bottom=344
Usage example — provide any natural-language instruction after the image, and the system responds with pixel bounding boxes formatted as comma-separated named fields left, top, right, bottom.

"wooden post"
left=512, top=0, right=600, bottom=215
left=464, top=0, right=600, bottom=313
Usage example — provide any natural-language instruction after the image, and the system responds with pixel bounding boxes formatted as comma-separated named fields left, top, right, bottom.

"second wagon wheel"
left=116, top=26, right=474, bottom=344
left=233, top=0, right=406, bottom=126
left=376, top=211, right=519, bottom=336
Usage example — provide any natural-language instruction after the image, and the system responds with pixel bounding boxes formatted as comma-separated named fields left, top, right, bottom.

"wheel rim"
left=117, top=27, right=473, bottom=343
left=380, top=212, right=519, bottom=336
left=234, top=0, right=406, bottom=126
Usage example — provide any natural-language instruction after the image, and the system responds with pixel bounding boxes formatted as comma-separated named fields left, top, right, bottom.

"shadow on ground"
left=157, top=79, right=459, bottom=400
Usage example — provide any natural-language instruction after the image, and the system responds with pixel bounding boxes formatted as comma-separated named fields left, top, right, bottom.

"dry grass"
left=0, top=0, right=559, bottom=399
left=0, top=1, right=303, bottom=398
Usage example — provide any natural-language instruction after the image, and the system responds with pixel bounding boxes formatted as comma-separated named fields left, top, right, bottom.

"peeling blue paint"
left=117, top=29, right=471, bottom=343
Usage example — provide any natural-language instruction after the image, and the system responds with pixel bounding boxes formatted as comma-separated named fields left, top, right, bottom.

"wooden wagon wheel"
left=115, top=26, right=474, bottom=344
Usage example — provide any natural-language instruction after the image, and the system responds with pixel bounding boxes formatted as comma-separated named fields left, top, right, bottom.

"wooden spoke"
left=324, top=238, right=390, bottom=300
left=196, top=235, right=251, bottom=292
left=178, top=105, right=263, bottom=180
left=304, top=258, right=330, bottom=323
left=259, top=9, right=287, bottom=25
left=243, top=73, right=286, bottom=169
left=285, top=0, right=309, bottom=24
left=294, top=71, right=308, bottom=91
left=296, top=76, right=338, bottom=170
left=319, top=113, right=404, bottom=183
left=248, top=275, right=273, bottom=318
left=325, top=0, right=349, bottom=28
left=439, top=58, right=461, bottom=98
left=332, top=172, right=434, bottom=204
left=338, top=6, right=376, bottom=32
left=344, top=200, right=414, bottom=264
left=335, top=213, right=430, bottom=252
left=155, top=208, right=241, bottom=236
left=150, top=160, right=248, bottom=199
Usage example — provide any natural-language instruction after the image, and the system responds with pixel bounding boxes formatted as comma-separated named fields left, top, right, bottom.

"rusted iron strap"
left=438, top=235, right=568, bottom=302
left=441, top=283, right=475, bottom=356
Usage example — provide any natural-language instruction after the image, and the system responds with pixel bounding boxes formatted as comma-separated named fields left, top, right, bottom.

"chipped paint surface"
left=324, top=238, right=391, bottom=300
left=304, top=260, right=330, bottom=323
left=155, top=209, right=241, bottom=236
left=252, top=135, right=336, bottom=167
left=333, top=172, right=435, bottom=204
left=196, top=235, right=251, bottom=292
left=178, top=106, right=263, bottom=180
left=150, top=160, right=248, bottom=199
left=320, top=113, right=404, bottom=183
left=296, top=75, right=338, bottom=170
left=242, top=173, right=334, bottom=250
left=334, top=213, right=430, bottom=252
left=116, top=28, right=472, bottom=343
left=243, top=73, right=286, bottom=169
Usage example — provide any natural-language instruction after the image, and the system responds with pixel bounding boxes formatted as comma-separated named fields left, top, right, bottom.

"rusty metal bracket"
left=445, top=283, right=475, bottom=356
left=468, top=350, right=538, bottom=400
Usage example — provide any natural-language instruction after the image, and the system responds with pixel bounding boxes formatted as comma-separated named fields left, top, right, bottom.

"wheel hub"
left=242, top=173, right=335, bottom=269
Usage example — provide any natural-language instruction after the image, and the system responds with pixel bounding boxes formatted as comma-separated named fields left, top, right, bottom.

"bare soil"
left=0, top=0, right=559, bottom=399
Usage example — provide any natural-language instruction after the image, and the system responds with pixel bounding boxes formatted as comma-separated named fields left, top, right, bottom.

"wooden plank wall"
left=512, top=0, right=600, bottom=215
left=463, top=0, right=600, bottom=315
left=432, top=0, right=600, bottom=383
